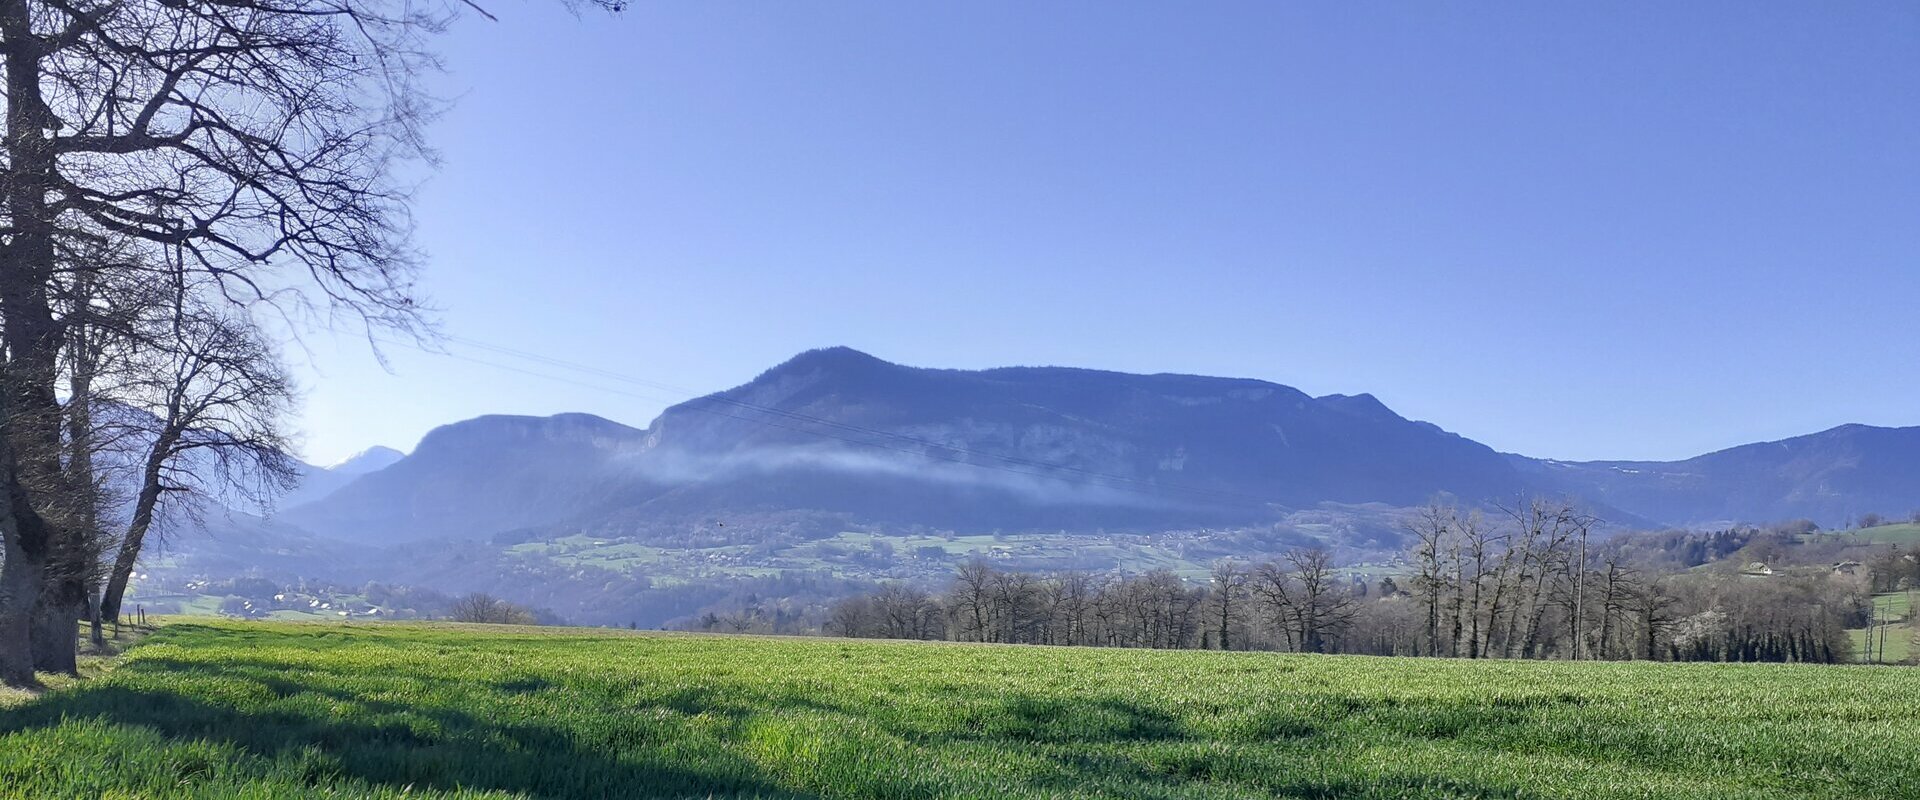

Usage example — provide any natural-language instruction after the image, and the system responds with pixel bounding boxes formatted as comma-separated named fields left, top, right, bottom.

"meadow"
left=3, top=620, right=1918, bottom=799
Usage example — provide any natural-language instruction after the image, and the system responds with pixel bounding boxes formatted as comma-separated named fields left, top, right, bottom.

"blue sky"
left=293, top=2, right=1919, bottom=465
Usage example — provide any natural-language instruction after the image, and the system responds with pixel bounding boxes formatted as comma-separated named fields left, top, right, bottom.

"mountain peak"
left=328, top=445, right=405, bottom=475
left=745, top=347, right=901, bottom=388
left=1315, top=393, right=1400, bottom=420
left=775, top=346, right=890, bottom=371
left=411, top=413, right=644, bottom=455
left=1820, top=422, right=1892, bottom=436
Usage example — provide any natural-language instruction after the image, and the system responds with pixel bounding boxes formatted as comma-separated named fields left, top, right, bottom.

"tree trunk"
left=0, top=501, right=48, bottom=685
left=0, top=0, right=75, bottom=683
left=28, top=595, right=78, bottom=673
left=0, top=450, right=52, bottom=685
left=66, top=317, right=106, bottom=655
left=1643, top=601, right=1658, bottom=660
left=1571, top=528, right=1587, bottom=660
left=1467, top=571, right=1482, bottom=658
left=1520, top=568, right=1555, bottom=658
left=100, top=434, right=176, bottom=625
left=30, top=552, right=88, bottom=673
left=87, top=588, right=104, bottom=648
left=1424, top=592, right=1438, bottom=657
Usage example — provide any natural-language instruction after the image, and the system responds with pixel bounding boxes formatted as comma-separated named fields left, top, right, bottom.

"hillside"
left=1519, top=424, right=1920, bottom=526
left=279, top=413, right=653, bottom=543
left=3, top=620, right=1916, bottom=798
left=126, top=349, right=1920, bottom=628
left=280, top=348, right=1529, bottom=543
left=275, top=452, right=403, bottom=510
left=268, top=350, right=1920, bottom=549
left=631, top=348, right=1527, bottom=525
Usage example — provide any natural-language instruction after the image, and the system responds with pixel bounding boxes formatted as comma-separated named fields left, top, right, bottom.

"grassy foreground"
left=2, top=621, right=1917, bottom=799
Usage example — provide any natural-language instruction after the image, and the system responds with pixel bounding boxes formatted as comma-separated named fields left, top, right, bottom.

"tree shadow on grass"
left=0, top=629, right=1554, bottom=800
left=0, top=656, right=813, bottom=800
left=866, top=687, right=1551, bottom=800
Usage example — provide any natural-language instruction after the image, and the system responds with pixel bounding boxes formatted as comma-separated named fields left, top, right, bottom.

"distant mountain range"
left=280, top=446, right=412, bottom=509
left=329, top=446, right=406, bottom=476
left=274, top=347, right=1920, bottom=545
left=1513, top=424, right=1920, bottom=527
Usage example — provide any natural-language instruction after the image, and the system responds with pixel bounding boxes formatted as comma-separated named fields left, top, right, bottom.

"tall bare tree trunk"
left=99, top=439, right=174, bottom=625
left=1598, top=565, right=1618, bottom=660
left=26, top=327, right=97, bottom=669
left=1467, top=550, right=1484, bottom=658
left=0, top=0, right=77, bottom=678
left=1570, top=523, right=1589, bottom=660
left=87, top=585, right=103, bottom=647
left=63, top=328, right=104, bottom=655
left=0, top=452, right=50, bottom=685
left=1448, top=536, right=1465, bottom=657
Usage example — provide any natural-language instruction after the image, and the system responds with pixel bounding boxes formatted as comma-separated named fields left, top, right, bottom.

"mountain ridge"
left=274, top=348, right=1920, bottom=542
left=279, top=413, right=654, bottom=543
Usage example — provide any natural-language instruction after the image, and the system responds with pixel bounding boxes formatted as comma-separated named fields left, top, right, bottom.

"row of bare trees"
left=1403, top=498, right=1608, bottom=659
left=826, top=498, right=1869, bottom=664
left=1394, top=499, right=1861, bottom=662
left=829, top=548, right=1363, bottom=652
left=6, top=240, right=301, bottom=675
left=0, top=0, right=548, bottom=684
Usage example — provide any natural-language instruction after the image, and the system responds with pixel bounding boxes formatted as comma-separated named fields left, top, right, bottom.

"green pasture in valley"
left=2, top=620, right=1917, bottom=799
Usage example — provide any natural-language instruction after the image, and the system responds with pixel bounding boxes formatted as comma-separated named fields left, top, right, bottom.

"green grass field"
left=4, top=621, right=1918, bottom=799
left=1820, top=522, right=1920, bottom=547
left=1849, top=591, right=1915, bottom=664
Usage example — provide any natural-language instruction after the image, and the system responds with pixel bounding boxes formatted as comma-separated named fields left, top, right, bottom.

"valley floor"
left=2, top=621, right=1917, bottom=799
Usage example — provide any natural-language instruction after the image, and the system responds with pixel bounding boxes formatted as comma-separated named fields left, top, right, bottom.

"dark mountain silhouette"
left=274, top=349, right=1920, bottom=543
left=620, top=347, right=1528, bottom=526
left=1516, top=424, right=1920, bottom=526
left=279, top=413, right=652, bottom=543
left=282, top=348, right=1528, bottom=541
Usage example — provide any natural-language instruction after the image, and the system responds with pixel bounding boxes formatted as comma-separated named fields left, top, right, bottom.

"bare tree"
left=1500, top=496, right=1583, bottom=659
left=1633, top=576, right=1678, bottom=660
left=0, top=0, right=624, bottom=682
left=947, top=560, right=996, bottom=643
left=43, top=264, right=131, bottom=656
left=1252, top=561, right=1297, bottom=651
left=1289, top=547, right=1356, bottom=654
left=871, top=583, right=938, bottom=640
left=447, top=593, right=536, bottom=625
left=826, top=595, right=874, bottom=638
left=1255, top=547, right=1355, bottom=654
left=1457, top=510, right=1502, bottom=658
left=819, top=509, right=1880, bottom=666
left=1204, top=560, right=1247, bottom=650
left=1568, top=511, right=1594, bottom=659
left=1595, top=553, right=1640, bottom=660
left=988, top=569, right=1041, bottom=644
left=1043, top=570, right=1098, bottom=646
left=1406, top=501, right=1455, bottom=656
left=97, top=301, right=298, bottom=627
left=21, top=240, right=154, bottom=670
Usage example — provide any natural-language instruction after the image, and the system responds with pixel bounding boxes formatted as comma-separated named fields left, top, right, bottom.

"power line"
left=375, top=334, right=1289, bottom=510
